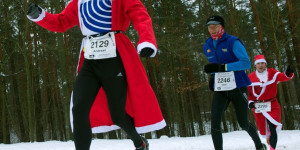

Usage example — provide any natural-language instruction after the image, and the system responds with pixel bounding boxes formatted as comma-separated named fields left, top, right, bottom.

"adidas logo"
left=243, top=92, right=247, bottom=99
left=117, top=72, right=123, bottom=77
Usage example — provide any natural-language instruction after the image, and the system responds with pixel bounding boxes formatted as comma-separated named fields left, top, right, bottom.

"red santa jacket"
left=248, top=68, right=294, bottom=137
left=28, top=0, right=166, bottom=133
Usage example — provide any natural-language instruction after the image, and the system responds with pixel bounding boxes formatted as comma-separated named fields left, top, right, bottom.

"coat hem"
left=136, top=119, right=166, bottom=134
left=260, top=112, right=282, bottom=138
left=91, top=119, right=166, bottom=134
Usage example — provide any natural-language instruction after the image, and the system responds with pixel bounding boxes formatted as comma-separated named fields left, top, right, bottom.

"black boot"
left=136, top=136, right=149, bottom=150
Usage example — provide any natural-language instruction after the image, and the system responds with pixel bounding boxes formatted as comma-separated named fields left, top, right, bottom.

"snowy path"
left=0, top=130, right=299, bottom=150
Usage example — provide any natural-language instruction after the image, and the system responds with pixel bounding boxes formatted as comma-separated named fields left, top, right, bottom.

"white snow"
left=0, top=130, right=299, bottom=150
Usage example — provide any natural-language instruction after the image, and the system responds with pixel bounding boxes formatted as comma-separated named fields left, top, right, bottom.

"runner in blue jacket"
left=203, top=15, right=266, bottom=150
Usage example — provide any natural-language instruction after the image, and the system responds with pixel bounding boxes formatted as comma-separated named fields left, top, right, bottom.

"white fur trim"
left=136, top=119, right=166, bottom=134
left=91, top=119, right=166, bottom=134
left=262, top=112, right=282, bottom=138
left=255, top=59, right=267, bottom=65
left=248, top=100, right=254, bottom=108
left=70, top=92, right=74, bottom=132
left=27, top=9, right=46, bottom=22
left=137, top=42, right=157, bottom=57
left=92, top=125, right=121, bottom=133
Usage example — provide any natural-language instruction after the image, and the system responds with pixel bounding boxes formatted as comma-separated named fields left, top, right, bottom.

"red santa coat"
left=248, top=68, right=294, bottom=138
left=28, top=0, right=166, bottom=133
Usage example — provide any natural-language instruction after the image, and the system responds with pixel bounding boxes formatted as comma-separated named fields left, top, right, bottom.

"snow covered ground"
left=0, top=130, right=299, bottom=150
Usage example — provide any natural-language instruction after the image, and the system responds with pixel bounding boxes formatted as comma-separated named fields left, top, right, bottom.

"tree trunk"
left=24, top=0, right=36, bottom=142
left=281, top=84, right=295, bottom=129
left=32, top=24, right=44, bottom=142
left=286, top=0, right=300, bottom=76
left=0, top=22, right=3, bottom=144
left=249, top=0, right=267, bottom=55
left=0, top=45, right=10, bottom=143
left=229, top=0, right=236, bottom=36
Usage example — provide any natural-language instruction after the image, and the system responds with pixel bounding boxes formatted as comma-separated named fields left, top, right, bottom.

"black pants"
left=211, top=87, right=263, bottom=150
left=267, top=120, right=278, bottom=149
left=72, top=55, right=143, bottom=150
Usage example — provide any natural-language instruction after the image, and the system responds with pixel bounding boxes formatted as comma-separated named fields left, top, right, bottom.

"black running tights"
left=210, top=87, right=263, bottom=150
left=268, top=120, right=278, bottom=149
left=72, top=56, right=143, bottom=150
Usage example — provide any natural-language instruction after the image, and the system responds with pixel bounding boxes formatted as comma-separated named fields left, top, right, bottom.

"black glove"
left=27, top=3, right=42, bottom=19
left=285, top=65, right=294, bottom=77
left=140, top=47, right=154, bottom=57
left=249, top=102, right=255, bottom=109
left=209, top=74, right=214, bottom=91
left=204, top=63, right=225, bottom=73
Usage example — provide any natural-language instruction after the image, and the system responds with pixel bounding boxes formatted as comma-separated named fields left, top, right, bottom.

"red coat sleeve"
left=274, top=69, right=294, bottom=83
left=124, top=0, right=157, bottom=48
left=36, top=0, right=79, bottom=33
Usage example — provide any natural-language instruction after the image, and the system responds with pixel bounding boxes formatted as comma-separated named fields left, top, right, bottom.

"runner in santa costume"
left=26, top=0, right=166, bottom=150
left=248, top=55, right=294, bottom=150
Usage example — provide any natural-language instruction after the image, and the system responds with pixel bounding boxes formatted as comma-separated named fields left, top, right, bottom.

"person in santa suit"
left=26, top=0, right=166, bottom=150
left=203, top=15, right=266, bottom=150
left=248, top=55, right=294, bottom=150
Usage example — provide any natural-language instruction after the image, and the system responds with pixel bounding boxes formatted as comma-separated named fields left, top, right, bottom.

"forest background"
left=0, top=0, right=299, bottom=144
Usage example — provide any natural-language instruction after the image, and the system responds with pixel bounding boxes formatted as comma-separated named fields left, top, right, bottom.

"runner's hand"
left=27, top=3, right=42, bottom=19
left=249, top=102, right=255, bottom=109
left=140, top=47, right=154, bottom=57
left=204, top=63, right=225, bottom=73
left=285, top=65, right=294, bottom=77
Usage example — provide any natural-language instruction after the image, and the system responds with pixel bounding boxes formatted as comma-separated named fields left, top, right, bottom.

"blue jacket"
left=203, top=32, right=251, bottom=88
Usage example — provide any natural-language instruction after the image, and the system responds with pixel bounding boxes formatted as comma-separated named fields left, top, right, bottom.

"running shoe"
left=136, top=136, right=149, bottom=150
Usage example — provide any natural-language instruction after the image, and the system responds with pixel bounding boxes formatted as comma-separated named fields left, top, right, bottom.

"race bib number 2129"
left=84, top=32, right=117, bottom=60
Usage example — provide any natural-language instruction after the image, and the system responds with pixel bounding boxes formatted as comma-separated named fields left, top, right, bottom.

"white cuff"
left=137, top=42, right=157, bottom=57
left=248, top=100, right=254, bottom=108
left=27, top=9, right=46, bottom=22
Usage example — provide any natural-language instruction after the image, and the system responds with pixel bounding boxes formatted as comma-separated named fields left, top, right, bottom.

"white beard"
left=256, top=68, right=268, bottom=82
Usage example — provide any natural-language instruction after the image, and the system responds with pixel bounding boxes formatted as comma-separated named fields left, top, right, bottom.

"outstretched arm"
left=276, top=66, right=295, bottom=82
left=27, top=1, right=79, bottom=33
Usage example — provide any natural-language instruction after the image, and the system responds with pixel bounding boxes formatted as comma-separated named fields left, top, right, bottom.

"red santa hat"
left=254, top=55, right=267, bottom=65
